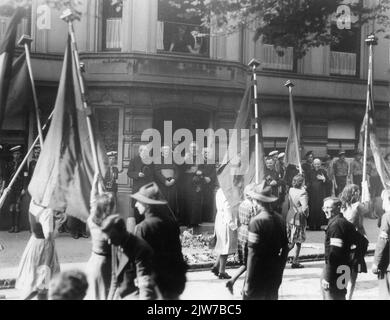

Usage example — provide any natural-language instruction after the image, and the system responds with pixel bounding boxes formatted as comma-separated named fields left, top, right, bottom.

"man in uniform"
left=264, top=156, right=283, bottom=213
left=243, top=182, right=289, bottom=300
left=269, top=150, right=279, bottom=171
left=333, top=150, right=349, bottom=196
left=104, top=151, right=119, bottom=204
left=321, top=197, right=358, bottom=300
left=27, top=145, right=41, bottom=183
left=349, top=151, right=363, bottom=192
left=127, top=145, right=154, bottom=224
left=372, top=189, right=390, bottom=299
left=7, top=146, right=27, bottom=233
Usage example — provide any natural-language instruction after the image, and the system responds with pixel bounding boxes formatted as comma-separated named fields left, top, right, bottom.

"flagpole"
left=362, top=35, right=378, bottom=202
left=0, top=110, right=54, bottom=209
left=18, top=35, right=44, bottom=147
left=248, top=59, right=261, bottom=184
left=285, top=80, right=303, bottom=174
left=61, top=9, right=102, bottom=177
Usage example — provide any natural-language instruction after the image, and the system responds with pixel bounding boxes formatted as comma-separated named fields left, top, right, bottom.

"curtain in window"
left=106, top=18, right=122, bottom=49
left=330, top=51, right=356, bottom=76
left=261, top=44, right=293, bottom=71
left=156, top=20, right=164, bottom=50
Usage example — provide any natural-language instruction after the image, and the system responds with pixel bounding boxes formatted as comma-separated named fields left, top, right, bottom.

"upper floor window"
left=330, top=24, right=360, bottom=76
left=256, top=43, right=295, bottom=72
left=157, top=0, right=209, bottom=57
left=102, top=0, right=122, bottom=51
left=0, top=6, right=30, bottom=45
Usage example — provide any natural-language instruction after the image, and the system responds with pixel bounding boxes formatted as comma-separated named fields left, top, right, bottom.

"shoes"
left=14, top=226, right=19, bottom=233
left=218, top=272, right=231, bottom=279
left=211, top=266, right=219, bottom=277
left=8, top=227, right=14, bottom=233
left=291, top=262, right=304, bottom=269
left=226, top=281, right=234, bottom=295
left=80, top=232, right=89, bottom=239
left=71, top=234, right=80, bottom=240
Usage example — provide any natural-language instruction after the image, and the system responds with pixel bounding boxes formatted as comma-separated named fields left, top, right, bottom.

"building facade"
left=0, top=0, right=389, bottom=223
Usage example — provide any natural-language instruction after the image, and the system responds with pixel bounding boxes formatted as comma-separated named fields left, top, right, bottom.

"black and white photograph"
left=0, top=0, right=390, bottom=306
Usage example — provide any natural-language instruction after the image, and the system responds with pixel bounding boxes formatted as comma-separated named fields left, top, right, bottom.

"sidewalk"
left=0, top=218, right=380, bottom=288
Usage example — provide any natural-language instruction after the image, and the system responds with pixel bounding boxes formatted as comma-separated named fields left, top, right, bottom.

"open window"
left=157, top=0, right=210, bottom=57
left=102, top=0, right=123, bottom=51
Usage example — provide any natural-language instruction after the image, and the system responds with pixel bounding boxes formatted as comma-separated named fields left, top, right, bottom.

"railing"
left=105, top=17, right=122, bottom=50
left=157, top=20, right=210, bottom=57
left=330, top=51, right=357, bottom=76
left=0, top=17, right=29, bottom=45
left=260, top=44, right=294, bottom=71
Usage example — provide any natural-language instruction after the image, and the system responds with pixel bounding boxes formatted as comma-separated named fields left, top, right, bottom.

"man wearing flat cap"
left=132, top=182, right=187, bottom=300
left=6, top=146, right=28, bottom=233
left=333, top=150, right=349, bottom=196
left=100, top=214, right=156, bottom=300
left=243, top=182, right=289, bottom=300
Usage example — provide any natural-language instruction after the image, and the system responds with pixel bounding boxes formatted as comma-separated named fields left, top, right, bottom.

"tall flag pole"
left=0, top=7, right=25, bottom=130
left=18, top=35, right=44, bottom=147
left=0, top=111, right=54, bottom=209
left=60, top=9, right=102, bottom=176
left=248, top=59, right=261, bottom=184
left=284, top=80, right=302, bottom=174
left=361, top=35, right=377, bottom=202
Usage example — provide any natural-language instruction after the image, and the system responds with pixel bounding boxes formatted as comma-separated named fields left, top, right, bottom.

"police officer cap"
left=269, top=150, right=278, bottom=157
left=107, top=151, right=118, bottom=157
left=278, top=152, right=285, bottom=159
left=338, top=150, right=346, bottom=156
left=10, top=145, right=22, bottom=153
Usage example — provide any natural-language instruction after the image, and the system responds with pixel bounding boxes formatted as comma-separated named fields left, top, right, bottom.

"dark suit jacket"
left=127, top=155, right=154, bottom=192
left=115, top=233, right=156, bottom=300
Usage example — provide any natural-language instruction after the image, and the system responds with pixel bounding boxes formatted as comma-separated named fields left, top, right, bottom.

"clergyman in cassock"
left=243, top=182, right=289, bottom=300
left=153, top=145, right=179, bottom=219
left=127, top=145, right=154, bottom=224
left=181, top=142, right=204, bottom=227
left=132, top=182, right=187, bottom=300
left=307, top=158, right=329, bottom=230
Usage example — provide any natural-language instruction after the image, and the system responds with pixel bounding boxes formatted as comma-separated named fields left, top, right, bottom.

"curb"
left=1, top=250, right=375, bottom=290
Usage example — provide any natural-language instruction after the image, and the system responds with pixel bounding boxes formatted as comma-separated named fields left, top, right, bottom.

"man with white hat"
left=104, top=151, right=119, bottom=203
left=6, top=145, right=28, bottom=233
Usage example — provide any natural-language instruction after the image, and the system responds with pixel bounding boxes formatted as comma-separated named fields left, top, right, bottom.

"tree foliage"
left=161, top=0, right=390, bottom=58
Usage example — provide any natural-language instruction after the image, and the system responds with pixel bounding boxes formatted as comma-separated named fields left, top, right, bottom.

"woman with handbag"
left=286, top=174, right=309, bottom=269
left=340, top=184, right=370, bottom=300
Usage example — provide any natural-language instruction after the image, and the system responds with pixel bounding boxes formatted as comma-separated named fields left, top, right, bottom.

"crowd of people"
left=4, top=142, right=390, bottom=300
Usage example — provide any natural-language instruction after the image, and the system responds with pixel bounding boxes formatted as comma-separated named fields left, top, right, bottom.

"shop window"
left=157, top=0, right=209, bottom=56
left=102, top=0, right=123, bottom=51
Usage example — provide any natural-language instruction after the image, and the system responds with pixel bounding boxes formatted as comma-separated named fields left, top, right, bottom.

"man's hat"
left=305, top=151, right=313, bottom=158
left=33, top=144, right=41, bottom=150
left=269, top=150, right=278, bottom=157
left=101, top=214, right=125, bottom=233
left=10, top=145, right=22, bottom=153
left=338, top=150, right=346, bottom=156
left=107, top=151, right=118, bottom=157
left=248, top=181, right=278, bottom=203
left=278, top=152, right=285, bottom=159
left=243, top=183, right=256, bottom=197
left=131, top=182, right=167, bottom=205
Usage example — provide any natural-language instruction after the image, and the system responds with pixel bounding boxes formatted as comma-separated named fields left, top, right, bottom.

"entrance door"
left=153, top=107, right=210, bottom=145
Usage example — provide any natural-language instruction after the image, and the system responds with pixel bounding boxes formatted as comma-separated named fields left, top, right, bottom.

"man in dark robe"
left=154, top=145, right=179, bottom=220
left=127, top=145, right=154, bottom=224
left=307, top=158, right=330, bottom=230
left=301, top=151, right=314, bottom=184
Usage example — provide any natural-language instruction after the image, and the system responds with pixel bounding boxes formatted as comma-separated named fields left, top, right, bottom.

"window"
left=255, top=43, right=295, bottom=71
left=157, top=0, right=209, bottom=56
left=330, top=24, right=360, bottom=76
left=0, top=6, right=30, bottom=45
left=262, top=117, right=290, bottom=152
left=327, top=120, right=356, bottom=151
left=102, top=0, right=122, bottom=51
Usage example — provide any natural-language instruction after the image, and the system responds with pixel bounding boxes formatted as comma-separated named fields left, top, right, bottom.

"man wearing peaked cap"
left=104, top=151, right=119, bottom=204
left=243, top=181, right=289, bottom=300
left=6, top=145, right=28, bottom=233
left=28, top=144, right=41, bottom=184
left=333, top=150, right=348, bottom=196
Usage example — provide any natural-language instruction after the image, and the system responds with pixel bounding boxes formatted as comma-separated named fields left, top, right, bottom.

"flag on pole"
left=28, top=36, right=107, bottom=222
left=4, top=52, right=30, bottom=119
left=217, top=85, right=266, bottom=214
left=284, top=95, right=301, bottom=170
left=0, top=7, right=25, bottom=129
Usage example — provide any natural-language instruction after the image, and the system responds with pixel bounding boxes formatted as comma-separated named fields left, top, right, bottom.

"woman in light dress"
left=340, top=184, right=369, bottom=300
left=211, top=188, right=238, bottom=279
